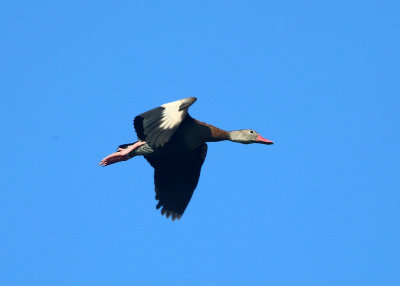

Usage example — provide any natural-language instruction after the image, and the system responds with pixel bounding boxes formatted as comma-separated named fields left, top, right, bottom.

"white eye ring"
left=249, top=130, right=254, bottom=134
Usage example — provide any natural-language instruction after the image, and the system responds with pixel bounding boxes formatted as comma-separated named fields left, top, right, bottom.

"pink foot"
left=99, top=141, right=146, bottom=167
left=99, top=151, right=129, bottom=166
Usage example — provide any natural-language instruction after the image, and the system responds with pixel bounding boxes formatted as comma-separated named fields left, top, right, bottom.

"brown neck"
left=192, top=118, right=230, bottom=142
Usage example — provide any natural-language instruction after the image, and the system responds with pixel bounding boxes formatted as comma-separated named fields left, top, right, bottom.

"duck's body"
left=99, top=97, right=273, bottom=220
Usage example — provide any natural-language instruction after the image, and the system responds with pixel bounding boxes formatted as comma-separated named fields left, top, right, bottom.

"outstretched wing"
left=134, top=97, right=197, bottom=148
left=145, top=143, right=208, bottom=220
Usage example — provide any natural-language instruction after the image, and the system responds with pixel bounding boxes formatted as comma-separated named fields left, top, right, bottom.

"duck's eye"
left=249, top=130, right=254, bottom=134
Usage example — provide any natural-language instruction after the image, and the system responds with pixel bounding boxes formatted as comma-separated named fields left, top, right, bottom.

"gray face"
left=240, top=129, right=259, bottom=143
left=230, top=129, right=259, bottom=144
left=229, top=129, right=273, bottom=145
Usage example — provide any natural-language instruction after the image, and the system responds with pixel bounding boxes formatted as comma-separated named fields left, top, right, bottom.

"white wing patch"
left=134, top=97, right=197, bottom=147
left=159, top=99, right=187, bottom=130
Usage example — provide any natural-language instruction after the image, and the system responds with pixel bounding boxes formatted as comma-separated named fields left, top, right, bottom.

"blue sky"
left=1, top=1, right=399, bottom=285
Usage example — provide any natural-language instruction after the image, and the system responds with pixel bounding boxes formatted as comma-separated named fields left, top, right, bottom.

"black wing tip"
left=161, top=207, right=183, bottom=221
left=156, top=202, right=183, bottom=221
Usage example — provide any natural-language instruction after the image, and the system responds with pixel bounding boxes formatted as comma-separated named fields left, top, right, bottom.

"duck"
left=99, top=97, right=273, bottom=220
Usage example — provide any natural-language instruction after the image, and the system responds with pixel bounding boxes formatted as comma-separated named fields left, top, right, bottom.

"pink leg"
left=99, top=141, right=146, bottom=167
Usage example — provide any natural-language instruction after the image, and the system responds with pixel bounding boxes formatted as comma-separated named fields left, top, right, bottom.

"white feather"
left=136, top=97, right=196, bottom=147
left=159, top=99, right=186, bottom=129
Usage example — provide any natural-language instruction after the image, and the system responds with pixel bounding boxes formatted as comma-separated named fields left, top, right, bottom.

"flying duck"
left=99, top=97, right=273, bottom=220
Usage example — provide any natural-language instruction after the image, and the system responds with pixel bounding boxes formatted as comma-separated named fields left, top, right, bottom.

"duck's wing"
left=144, top=143, right=208, bottom=220
left=134, top=97, right=197, bottom=148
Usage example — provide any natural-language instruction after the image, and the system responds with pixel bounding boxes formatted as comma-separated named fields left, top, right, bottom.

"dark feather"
left=133, top=106, right=165, bottom=143
left=117, top=143, right=135, bottom=151
left=145, top=143, right=208, bottom=219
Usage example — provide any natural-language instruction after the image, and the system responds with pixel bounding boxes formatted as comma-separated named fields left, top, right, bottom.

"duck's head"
left=229, top=129, right=273, bottom=145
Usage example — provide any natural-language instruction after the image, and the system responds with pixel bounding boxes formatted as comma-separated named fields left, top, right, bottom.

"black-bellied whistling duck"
left=99, top=97, right=273, bottom=220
